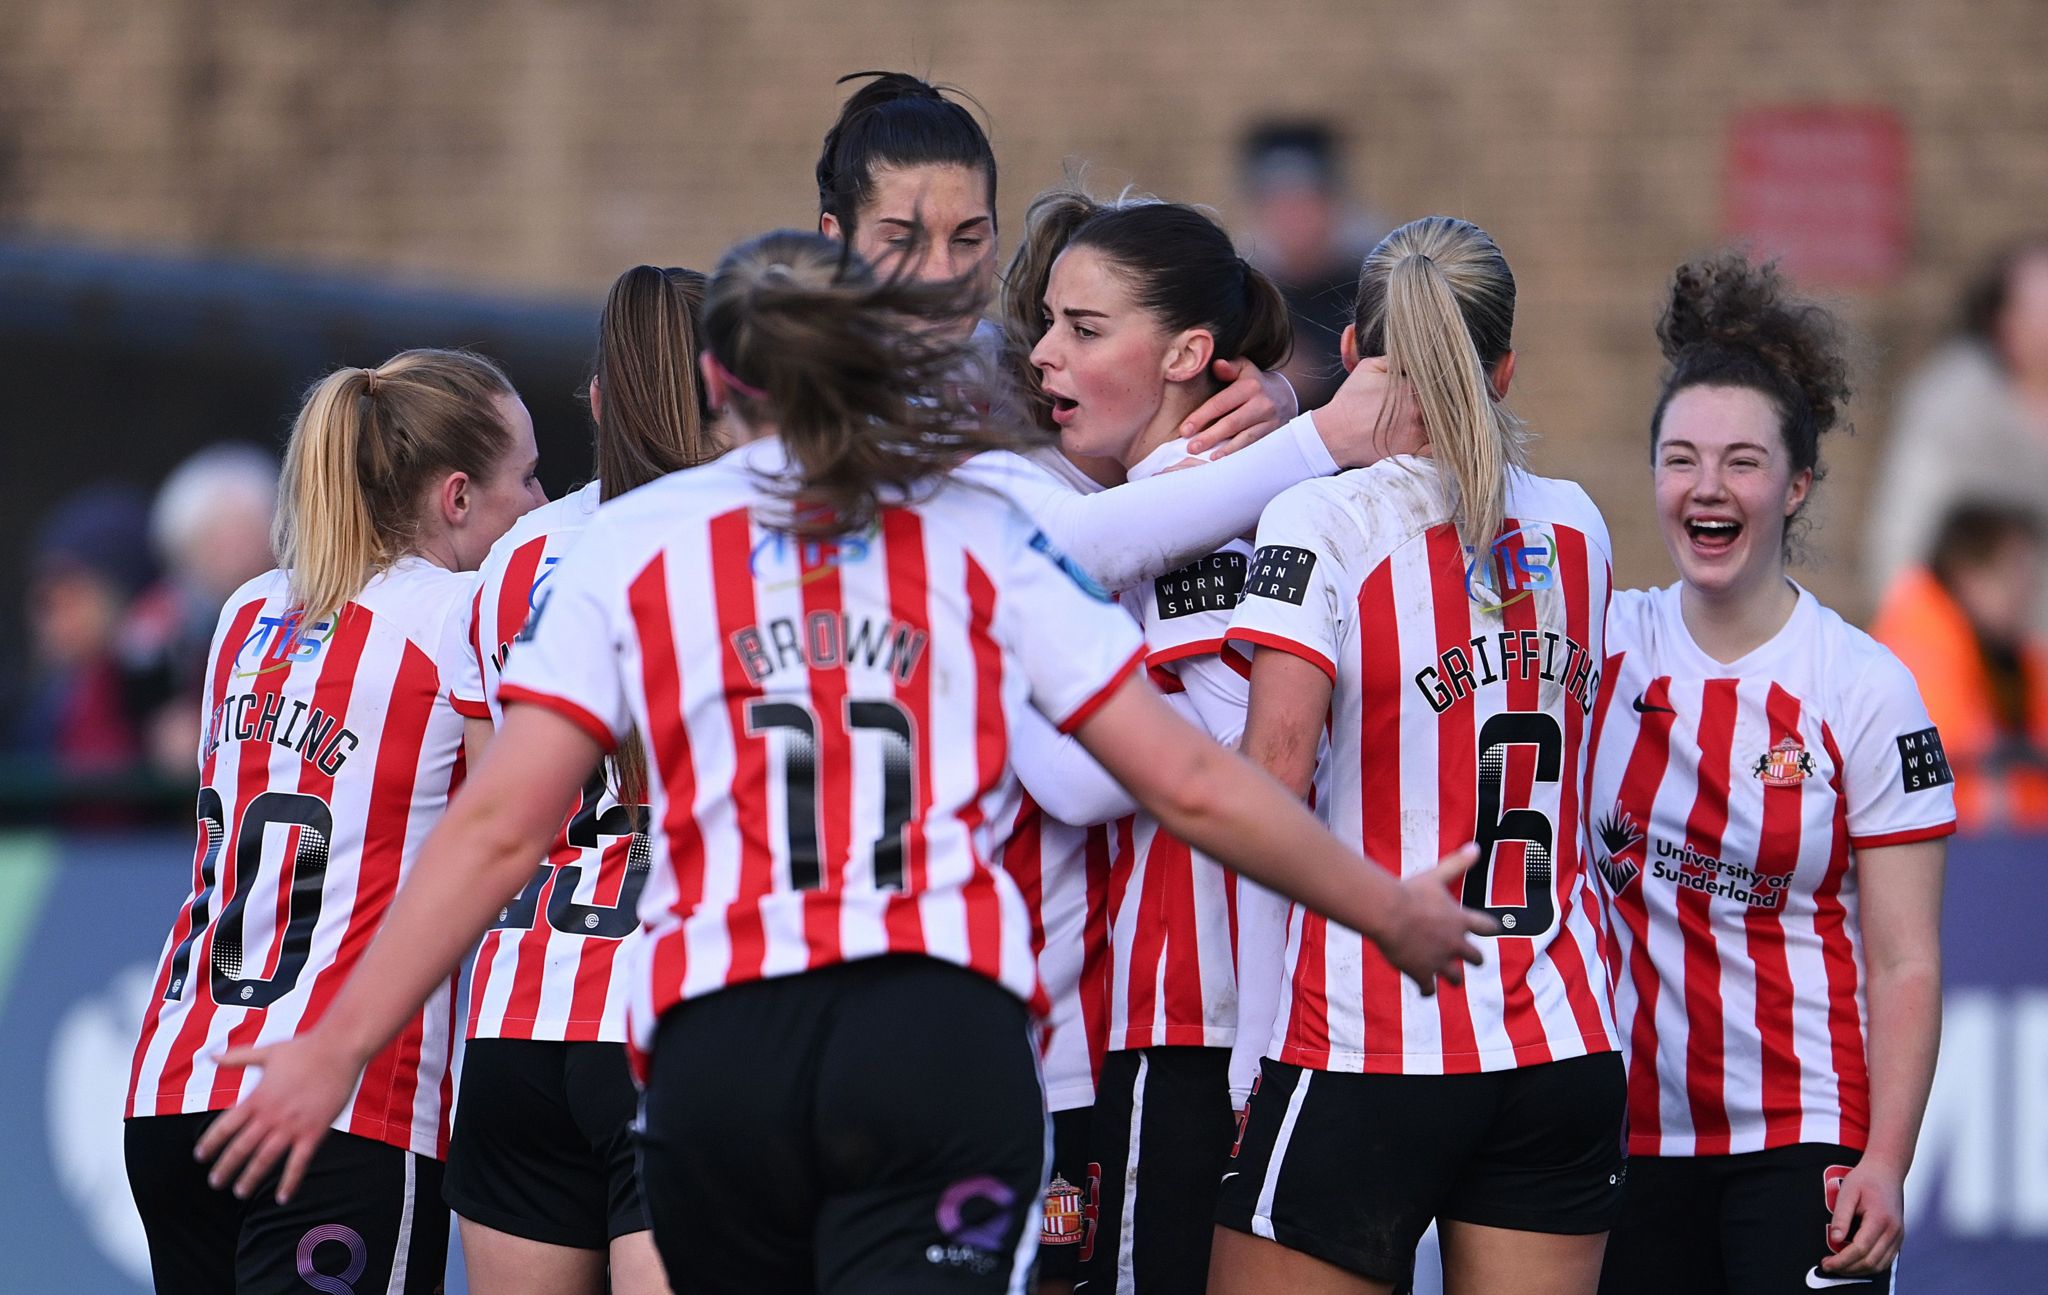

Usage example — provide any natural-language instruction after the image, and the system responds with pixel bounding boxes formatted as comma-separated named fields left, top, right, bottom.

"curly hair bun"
left=1657, top=253, right=1850, bottom=443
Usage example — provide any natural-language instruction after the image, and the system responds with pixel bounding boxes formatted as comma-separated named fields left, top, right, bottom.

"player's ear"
left=437, top=471, right=472, bottom=527
left=1488, top=350, right=1517, bottom=399
left=587, top=376, right=602, bottom=425
left=1164, top=327, right=1216, bottom=384
left=1785, top=466, right=1813, bottom=515
left=819, top=211, right=845, bottom=242
left=1340, top=323, right=1360, bottom=372
left=700, top=353, right=730, bottom=412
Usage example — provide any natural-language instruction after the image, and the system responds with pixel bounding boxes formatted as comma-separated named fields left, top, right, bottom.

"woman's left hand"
left=1180, top=359, right=1299, bottom=456
left=193, top=1033, right=363, bottom=1204
left=1819, top=1157, right=1906, bottom=1277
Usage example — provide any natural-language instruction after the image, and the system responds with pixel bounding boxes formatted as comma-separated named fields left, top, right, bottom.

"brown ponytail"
left=702, top=230, right=1032, bottom=538
left=273, top=348, right=515, bottom=628
left=1353, top=217, right=1525, bottom=550
left=593, top=265, right=715, bottom=501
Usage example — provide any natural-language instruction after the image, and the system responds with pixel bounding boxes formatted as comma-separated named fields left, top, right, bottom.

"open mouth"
left=1685, top=517, right=1741, bottom=555
left=1048, top=394, right=1080, bottom=424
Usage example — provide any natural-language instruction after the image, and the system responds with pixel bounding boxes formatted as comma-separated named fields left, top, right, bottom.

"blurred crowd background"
left=2, top=0, right=2046, bottom=828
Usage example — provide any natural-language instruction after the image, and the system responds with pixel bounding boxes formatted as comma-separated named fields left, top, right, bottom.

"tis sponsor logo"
left=1896, top=725, right=1953, bottom=793
left=1594, top=808, right=1646, bottom=894
left=1752, top=735, right=1816, bottom=788
left=234, top=612, right=332, bottom=679
left=1465, top=526, right=1555, bottom=613
left=750, top=527, right=876, bottom=593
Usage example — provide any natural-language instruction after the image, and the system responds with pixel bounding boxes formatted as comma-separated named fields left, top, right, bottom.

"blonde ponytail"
left=275, top=367, right=388, bottom=630
left=273, top=349, right=516, bottom=628
left=1355, top=217, right=1525, bottom=551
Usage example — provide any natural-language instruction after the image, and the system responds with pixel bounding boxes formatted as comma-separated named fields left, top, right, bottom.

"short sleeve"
left=1225, top=480, right=1361, bottom=683
left=994, top=522, right=1147, bottom=734
left=497, top=536, right=631, bottom=752
left=447, top=583, right=490, bottom=719
left=1144, top=539, right=1251, bottom=668
left=1839, top=650, right=1959, bottom=849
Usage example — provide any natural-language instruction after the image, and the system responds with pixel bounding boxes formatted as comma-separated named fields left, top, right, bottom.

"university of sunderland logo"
left=1648, top=835, right=1792, bottom=910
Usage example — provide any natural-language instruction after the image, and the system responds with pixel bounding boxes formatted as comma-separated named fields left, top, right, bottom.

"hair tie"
left=361, top=367, right=381, bottom=395
left=706, top=352, right=770, bottom=402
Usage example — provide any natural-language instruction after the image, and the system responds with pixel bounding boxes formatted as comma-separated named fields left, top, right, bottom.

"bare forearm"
left=315, top=800, right=548, bottom=1067
left=1146, top=739, right=1398, bottom=941
left=1862, top=959, right=1942, bottom=1172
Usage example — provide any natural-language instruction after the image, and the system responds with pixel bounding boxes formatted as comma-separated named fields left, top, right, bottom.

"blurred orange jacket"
left=1870, top=568, right=2048, bottom=830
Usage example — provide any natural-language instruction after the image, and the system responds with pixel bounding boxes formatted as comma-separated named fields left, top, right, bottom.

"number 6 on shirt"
left=1469, top=710, right=1562, bottom=938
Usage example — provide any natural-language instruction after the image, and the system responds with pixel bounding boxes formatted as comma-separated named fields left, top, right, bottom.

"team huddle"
left=118, top=73, right=1955, bottom=1295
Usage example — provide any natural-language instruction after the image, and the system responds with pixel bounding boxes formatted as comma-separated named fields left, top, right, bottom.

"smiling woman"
left=1588, top=255, right=1955, bottom=1295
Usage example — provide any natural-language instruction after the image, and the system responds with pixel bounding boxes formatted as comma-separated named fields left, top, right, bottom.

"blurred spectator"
left=128, top=443, right=279, bottom=778
left=7, top=484, right=158, bottom=798
left=1865, top=239, right=2048, bottom=630
left=1237, top=121, right=1385, bottom=409
left=1870, top=502, right=2048, bottom=830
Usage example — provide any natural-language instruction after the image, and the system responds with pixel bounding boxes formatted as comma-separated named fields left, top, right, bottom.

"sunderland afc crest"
left=1752, top=736, right=1815, bottom=788
left=1040, top=1175, right=1084, bottom=1247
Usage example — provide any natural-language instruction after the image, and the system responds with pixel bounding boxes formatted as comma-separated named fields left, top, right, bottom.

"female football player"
left=192, top=230, right=1493, bottom=1295
left=1008, top=187, right=1294, bottom=1294
left=1217, top=216, right=1625, bottom=1295
left=443, top=265, right=714, bottom=1295
left=125, top=349, right=546, bottom=1293
left=1588, top=254, right=1952, bottom=1294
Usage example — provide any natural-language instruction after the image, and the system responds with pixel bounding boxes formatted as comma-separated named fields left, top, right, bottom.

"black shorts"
left=1037, top=1105, right=1094, bottom=1280
left=1216, top=1052, right=1626, bottom=1284
left=124, top=1111, right=448, bottom=1295
left=1599, top=1143, right=1893, bottom=1295
left=444, top=1037, right=647, bottom=1249
left=1079, top=1046, right=1236, bottom=1294
left=637, top=955, right=1048, bottom=1295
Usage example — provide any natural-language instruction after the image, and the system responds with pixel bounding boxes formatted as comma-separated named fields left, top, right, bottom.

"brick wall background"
left=4, top=0, right=2045, bottom=614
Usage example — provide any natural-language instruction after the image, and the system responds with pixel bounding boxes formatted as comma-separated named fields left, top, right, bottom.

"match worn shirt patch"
left=1896, top=726, right=1954, bottom=793
left=1154, top=551, right=1246, bottom=620
left=1246, top=545, right=1317, bottom=606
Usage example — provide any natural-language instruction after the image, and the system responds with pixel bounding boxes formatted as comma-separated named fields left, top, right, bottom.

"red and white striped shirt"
left=1104, top=444, right=1255, bottom=1051
left=498, top=437, right=1147, bottom=1057
left=1227, top=460, right=1619, bottom=1075
left=998, top=795, right=1114, bottom=1112
left=127, top=559, right=472, bottom=1158
left=1588, top=583, right=1957, bottom=1156
left=451, top=483, right=651, bottom=1044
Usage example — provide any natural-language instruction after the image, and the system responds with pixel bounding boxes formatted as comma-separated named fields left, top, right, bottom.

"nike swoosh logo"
left=1632, top=695, right=1676, bottom=715
left=1219, top=1171, right=1240, bottom=1182
left=1805, top=1269, right=1874, bottom=1289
